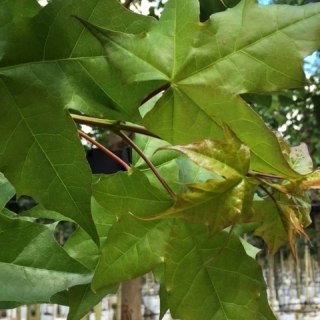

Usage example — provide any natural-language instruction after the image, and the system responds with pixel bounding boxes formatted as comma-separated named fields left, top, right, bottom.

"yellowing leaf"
left=276, top=133, right=313, bottom=174
left=142, top=126, right=256, bottom=234
left=300, top=169, right=320, bottom=189
left=144, top=177, right=256, bottom=236
left=289, top=143, right=313, bottom=174
left=159, top=123, right=250, bottom=179
left=277, top=203, right=309, bottom=260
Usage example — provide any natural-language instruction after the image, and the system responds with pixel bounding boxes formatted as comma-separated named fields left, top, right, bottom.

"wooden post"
left=26, top=306, right=32, bottom=320
left=267, top=255, right=275, bottom=310
left=312, top=210, right=320, bottom=267
left=81, top=312, right=89, bottom=320
left=16, top=307, right=21, bottom=320
left=274, top=253, right=280, bottom=303
left=94, top=301, right=102, bottom=320
left=295, top=244, right=301, bottom=299
left=35, top=305, right=41, bottom=320
left=121, top=278, right=142, bottom=320
left=289, top=253, right=294, bottom=295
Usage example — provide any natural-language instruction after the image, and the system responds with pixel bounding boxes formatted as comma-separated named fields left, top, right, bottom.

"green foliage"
left=0, top=0, right=320, bottom=319
left=76, top=0, right=319, bottom=177
left=250, top=69, right=320, bottom=166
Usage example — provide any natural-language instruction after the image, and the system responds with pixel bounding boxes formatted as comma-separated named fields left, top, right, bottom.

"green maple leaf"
left=165, top=221, right=269, bottom=320
left=92, top=215, right=174, bottom=287
left=75, top=0, right=320, bottom=177
left=92, top=169, right=174, bottom=219
left=91, top=170, right=174, bottom=286
left=92, top=212, right=269, bottom=319
left=64, top=197, right=116, bottom=270
left=67, top=283, right=118, bottom=320
left=0, top=0, right=160, bottom=242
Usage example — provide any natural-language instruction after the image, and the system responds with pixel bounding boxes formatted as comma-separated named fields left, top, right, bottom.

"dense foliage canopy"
left=1, top=0, right=320, bottom=319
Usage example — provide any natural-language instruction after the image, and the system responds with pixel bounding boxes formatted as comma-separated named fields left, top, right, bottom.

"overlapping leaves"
left=1, top=0, right=320, bottom=319
left=0, top=0, right=159, bottom=241
left=91, top=170, right=273, bottom=320
left=251, top=139, right=314, bottom=256
left=63, top=197, right=119, bottom=320
left=141, top=124, right=257, bottom=236
left=0, top=212, right=92, bottom=305
left=134, top=125, right=316, bottom=258
left=76, top=0, right=320, bottom=177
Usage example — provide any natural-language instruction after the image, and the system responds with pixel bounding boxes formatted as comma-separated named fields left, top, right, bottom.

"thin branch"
left=78, top=130, right=130, bottom=171
left=118, top=131, right=176, bottom=200
left=258, top=184, right=276, bottom=202
left=140, top=83, right=170, bottom=105
left=71, top=114, right=161, bottom=139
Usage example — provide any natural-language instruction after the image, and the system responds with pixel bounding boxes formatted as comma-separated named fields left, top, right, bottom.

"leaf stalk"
left=78, top=130, right=130, bottom=171
left=140, top=83, right=170, bottom=105
left=71, top=114, right=160, bottom=139
left=117, top=131, right=177, bottom=200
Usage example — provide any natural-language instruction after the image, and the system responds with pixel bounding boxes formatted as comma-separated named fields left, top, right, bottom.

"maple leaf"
left=90, top=182, right=270, bottom=320
left=0, top=0, right=159, bottom=242
left=75, top=0, right=320, bottom=178
left=159, top=123, right=250, bottom=178
left=152, top=178, right=256, bottom=236
left=90, top=168, right=267, bottom=319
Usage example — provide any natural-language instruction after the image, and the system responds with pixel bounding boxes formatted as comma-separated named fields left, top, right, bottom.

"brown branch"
left=140, top=83, right=170, bottom=106
left=258, top=184, right=276, bottom=202
left=122, top=0, right=134, bottom=8
left=78, top=130, right=130, bottom=171
left=118, top=131, right=176, bottom=199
